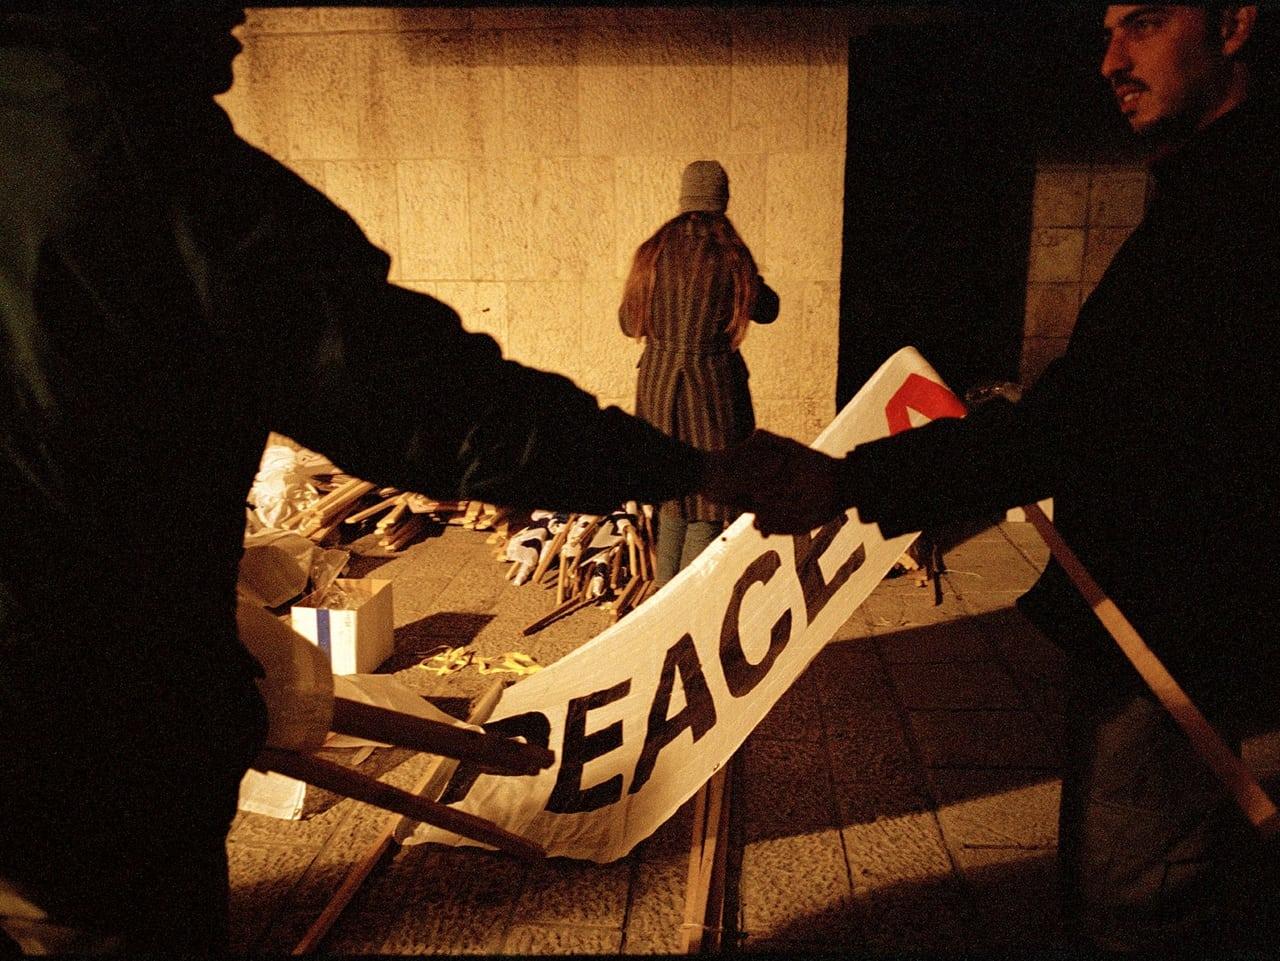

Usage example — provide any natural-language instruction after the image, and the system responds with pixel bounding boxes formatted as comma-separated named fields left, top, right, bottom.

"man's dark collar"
left=1148, top=96, right=1275, bottom=188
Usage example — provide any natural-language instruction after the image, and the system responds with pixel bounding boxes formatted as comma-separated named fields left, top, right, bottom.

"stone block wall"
left=1021, top=162, right=1149, bottom=385
left=217, top=6, right=1143, bottom=430
left=217, top=5, right=857, bottom=443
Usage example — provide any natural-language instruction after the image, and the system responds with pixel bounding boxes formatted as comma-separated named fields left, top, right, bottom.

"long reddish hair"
left=619, top=212, right=759, bottom=349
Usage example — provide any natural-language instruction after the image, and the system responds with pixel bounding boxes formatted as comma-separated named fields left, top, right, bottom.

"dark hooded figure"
left=0, top=5, right=834, bottom=951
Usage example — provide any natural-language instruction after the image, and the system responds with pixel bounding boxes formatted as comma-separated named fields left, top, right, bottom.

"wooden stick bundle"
left=381, top=514, right=428, bottom=553
left=503, top=507, right=660, bottom=634
left=285, top=479, right=378, bottom=539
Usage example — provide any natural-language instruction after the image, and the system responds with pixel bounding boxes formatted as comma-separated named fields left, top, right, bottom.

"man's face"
left=1100, top=5, right=1235, bottom=139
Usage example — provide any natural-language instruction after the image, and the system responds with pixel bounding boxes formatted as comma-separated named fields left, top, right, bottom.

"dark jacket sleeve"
left=202, top=138, right=705, bottom=516
left=839, top=346, right=1090, bottom=539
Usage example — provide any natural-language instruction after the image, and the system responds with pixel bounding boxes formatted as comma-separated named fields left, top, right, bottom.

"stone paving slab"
left=230, top=519, right=1278, bottom=955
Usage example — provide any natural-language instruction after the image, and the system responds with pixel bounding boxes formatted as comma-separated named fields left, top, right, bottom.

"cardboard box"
left=290, top=578, right=394, bottom=675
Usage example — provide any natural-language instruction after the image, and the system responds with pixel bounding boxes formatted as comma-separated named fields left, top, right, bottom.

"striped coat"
left=620, top=223, right=779, bottom=522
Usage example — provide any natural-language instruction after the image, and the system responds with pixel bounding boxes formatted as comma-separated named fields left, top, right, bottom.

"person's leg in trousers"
left=679, top=520, right=723, bottom=571
left=654, top=504, right=688, bottom=589
left=1058, top=664, right=1246, bottom=956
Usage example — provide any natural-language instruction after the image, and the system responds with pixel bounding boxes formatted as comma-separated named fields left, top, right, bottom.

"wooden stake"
left=291, top=682, right=506, bottom=955
left=312, top=478, right=366, bottom=516
left=522, top=589, right=595, bottom=637
left=255, top=748, right=544, bottom=859
left=702, top=762, right=734, bottom=953
left=633, top=579, right=657, bottom=608
left=679, top=761, right=732, bottom=954
left=555, top=553, right=568, bottom=605
left=627, top=528, right=640, bottom=583
left=330, top=696, right=553, bottom=775
left=343, top=494, right=403, bottom=526
left=638, top=508, right=658, bottom=581
left=382, top=514, right=427, bottom=552
left=374, top=498, right=408, bottom=536
left=1023, top=502, right=1280, bottom=837
left=611, top=575, right=643, bottom=623
left=608, top=543, right=623, bottom=591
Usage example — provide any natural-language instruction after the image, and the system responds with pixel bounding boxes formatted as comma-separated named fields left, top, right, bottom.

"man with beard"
left=746, top=5, right=1279, bottom=954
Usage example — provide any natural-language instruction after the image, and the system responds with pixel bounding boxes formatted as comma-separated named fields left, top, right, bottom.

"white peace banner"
left=405, top=347, right=964, bottom=861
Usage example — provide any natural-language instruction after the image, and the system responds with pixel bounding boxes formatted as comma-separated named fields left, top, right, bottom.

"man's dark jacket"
left=0, top=23, right=702, bottom=946
left=845, top=99, right=1280, bottom=714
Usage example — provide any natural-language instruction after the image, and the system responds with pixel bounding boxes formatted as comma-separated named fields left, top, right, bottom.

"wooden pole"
left=312, top=479, right=373, bottom=523
left=679, top=762, right=732, bottom=954
left=702, top=762, right=733, bottom=953
left=521, top=589, right=595, bottom=637
left=679, top=777, right=710, bottom=954
left=343, top=494, right=403, bottom=526
left=374, top=497, right=408, bottom=536
left=555, top=553, right=568, bottom=605
left=291, top=682, right=506, bottom=955
left=611, top=575, right=643, bottom=623
left=1022, top=502, right=1280, bottom=837
left=532, top=517, right=573, bottom=585
left=382, top=514, right=427, bottom=552
left=330, top=697, right=553, bottom=775
left=608, top=542, right=623, bottom=591
left=255, top=748, right=544, bottom=859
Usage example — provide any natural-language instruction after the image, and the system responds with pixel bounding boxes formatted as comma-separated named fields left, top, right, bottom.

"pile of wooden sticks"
left=503, top=504, right=659, bottom=636
left=279, top=474, right=486, bottom=552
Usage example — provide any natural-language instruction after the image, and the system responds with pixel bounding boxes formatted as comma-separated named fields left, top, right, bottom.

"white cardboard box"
left=290, top=578, right=394, bottom=675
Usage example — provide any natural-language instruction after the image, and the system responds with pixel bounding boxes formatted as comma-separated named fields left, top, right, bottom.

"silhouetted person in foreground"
left=0, top=6, right=829, bottom=952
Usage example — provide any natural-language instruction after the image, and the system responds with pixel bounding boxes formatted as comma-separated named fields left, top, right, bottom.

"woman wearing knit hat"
left=619, top=160, right=780, bottom=588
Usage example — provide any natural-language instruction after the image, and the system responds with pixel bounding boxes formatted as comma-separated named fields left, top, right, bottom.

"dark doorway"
left=835, top=10, right=1133, bottom=407
left=835, top=20, right=1035, bottom=406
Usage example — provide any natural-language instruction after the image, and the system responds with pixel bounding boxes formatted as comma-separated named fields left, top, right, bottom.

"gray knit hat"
left=678, top=160, right=729, bottom=214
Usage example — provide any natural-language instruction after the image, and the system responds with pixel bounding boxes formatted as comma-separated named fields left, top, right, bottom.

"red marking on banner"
left=884, top=373, right=967, bottom=435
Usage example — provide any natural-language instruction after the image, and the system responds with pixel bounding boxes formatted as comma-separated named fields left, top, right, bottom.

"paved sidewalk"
left=226, top=519, right=1278, bottom=954
left=735, top=521, right=1062, bottom=955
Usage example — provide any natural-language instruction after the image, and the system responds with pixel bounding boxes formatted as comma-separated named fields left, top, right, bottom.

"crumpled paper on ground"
left=247, top=443, right=336, bottom=530
left=415, top=645, right=542, bottom=677
left=238, top=529, right=348, bottom=608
